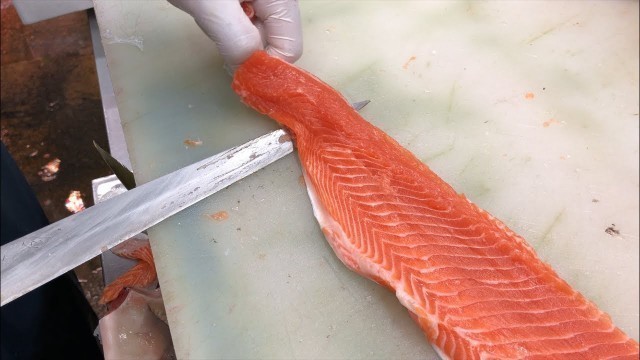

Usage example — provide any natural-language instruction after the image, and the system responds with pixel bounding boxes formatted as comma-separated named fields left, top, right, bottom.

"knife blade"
left=1, top=129, right=292, bottom=306
left=0, top=100, right=371, bottom=307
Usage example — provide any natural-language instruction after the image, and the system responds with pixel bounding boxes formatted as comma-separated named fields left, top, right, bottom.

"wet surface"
left=1, top=1, right=110, bottom=317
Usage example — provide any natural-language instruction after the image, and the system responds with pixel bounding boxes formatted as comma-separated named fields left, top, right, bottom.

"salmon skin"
left=232, top=51, right=639, bottom=359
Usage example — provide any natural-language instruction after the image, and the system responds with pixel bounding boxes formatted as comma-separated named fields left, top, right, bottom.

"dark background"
left=1, top=0, right=111, bottom=317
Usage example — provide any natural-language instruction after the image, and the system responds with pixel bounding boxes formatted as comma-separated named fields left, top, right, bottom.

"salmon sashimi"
left=100, top=239, right=157, bottom=305
left=232, top=51, right=639, bottom=359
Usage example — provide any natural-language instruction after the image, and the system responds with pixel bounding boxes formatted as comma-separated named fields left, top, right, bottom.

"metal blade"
left=0, top=129, right=293, bottom=306
left=352, top=100, right=371, bottom=111
left=93, top=140, right=136, bottom=190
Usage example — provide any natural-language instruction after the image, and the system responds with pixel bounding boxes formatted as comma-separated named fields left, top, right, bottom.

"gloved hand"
left=168, top=0, right=303, bottom=72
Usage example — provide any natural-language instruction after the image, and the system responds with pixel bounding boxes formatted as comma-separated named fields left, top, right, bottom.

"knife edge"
left=0, top=129, right=293, bottom=306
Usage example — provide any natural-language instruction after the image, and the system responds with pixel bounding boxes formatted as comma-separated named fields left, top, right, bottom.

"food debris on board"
left=402, top=55, right=416, bottom=69
left=606, top=224, right=621, bottom=236
left=38, top=158, right=61, bottom=181
left=65, top=190, right=85, bottom=213
left=543, top=118, right=561, bottom=127
left=524, top=92, right=535, bottom=99
left=207, top=211, right=229, bottom=221
left=183, top=138, right=203, bottom=148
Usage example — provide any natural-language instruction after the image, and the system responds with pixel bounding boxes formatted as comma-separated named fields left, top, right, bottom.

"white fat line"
left=424, top=283, right=552, bottom=298
left=455, top=315, right=609, bottom=335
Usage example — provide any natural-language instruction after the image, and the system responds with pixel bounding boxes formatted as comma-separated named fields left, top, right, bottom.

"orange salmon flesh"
left=232, top=51, right=639, bottom=359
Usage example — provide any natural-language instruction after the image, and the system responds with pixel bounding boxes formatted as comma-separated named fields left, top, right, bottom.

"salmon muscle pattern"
left=232, top=51, right=639, bottom=359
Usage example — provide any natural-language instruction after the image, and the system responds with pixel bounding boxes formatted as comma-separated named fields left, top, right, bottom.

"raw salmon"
left=100, top=239, right=157, bottom=305
left=232, top=51, right=639, bottom=359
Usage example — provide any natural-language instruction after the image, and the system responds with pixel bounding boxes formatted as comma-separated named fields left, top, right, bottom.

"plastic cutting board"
left=93, top=1, right=639, bottom=358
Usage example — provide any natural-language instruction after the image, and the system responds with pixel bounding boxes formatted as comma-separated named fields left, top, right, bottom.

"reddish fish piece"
left=241, top=1, right=255, bottom=19
left=232, top=51, right=639, bottom=359
left=100, top=242, right=157, bottom=305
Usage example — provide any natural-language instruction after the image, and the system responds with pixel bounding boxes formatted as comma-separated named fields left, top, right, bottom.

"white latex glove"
left=168, top=0, right=303, bottom=72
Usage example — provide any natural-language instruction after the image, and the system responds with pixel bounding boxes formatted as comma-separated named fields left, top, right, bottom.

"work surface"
left=93, top=1, right=639, bottom=358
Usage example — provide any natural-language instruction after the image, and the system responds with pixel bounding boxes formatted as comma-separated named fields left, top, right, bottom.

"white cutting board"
left=93, top=1, right=639, bottom=358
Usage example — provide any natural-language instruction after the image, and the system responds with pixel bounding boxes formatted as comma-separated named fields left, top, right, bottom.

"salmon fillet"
left=232, top=51, right=639, bottom=359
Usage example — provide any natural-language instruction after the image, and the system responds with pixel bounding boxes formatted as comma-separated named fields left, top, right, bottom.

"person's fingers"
left=167, top=0, right=303, bottom=69
left=252, top=0, right=303, bottom=63
left=169, top=0, right=262, bottom=70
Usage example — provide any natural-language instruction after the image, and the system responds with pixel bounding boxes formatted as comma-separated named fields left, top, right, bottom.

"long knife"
left=0, top=101, right=370, bottom=307
left=0, top=129, right=292, bottom=306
